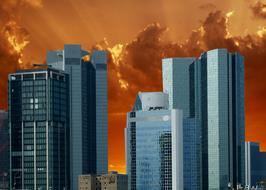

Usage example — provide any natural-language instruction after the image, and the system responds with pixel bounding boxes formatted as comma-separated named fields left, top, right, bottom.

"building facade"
left=47, top=44, right=108, bottom=190
left=204, top=49, right=245, bottom=189
left=97, top=171, right=128, bottom=190
left=0, top=110, right=9, bottom=189
left=79, top=172, right=128, bottom=190
left=183, top=118, right=201, bottom=190
left=162, top=48, right=245, bottom=189
left=162, top=58, right=195, bottom=117
left=79, top=175, right=99, bottom=190
left=9, top=68, right=69, bottom=190
left=245, top=142, right=266, bottom=188
left=162, top=58, right=202, bottom=190
left=125, top=92, right=183, bottom=190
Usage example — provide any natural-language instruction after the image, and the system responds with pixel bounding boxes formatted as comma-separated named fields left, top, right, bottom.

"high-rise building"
left=0, top=110, right=9, bottom=189
left=125, top=92, right=183, bottom=190
left=245, top=142, right=266, bottom=188
left=203, top=49, right=245, bottom=189
left=9, top=68, right=69, bottom=190
left=162, top=58, right=195, bottom=117
left=162, top=58, right=202, bottom=190
left=47, top=44, right=108, bottom=190
left=162, top=48, right=245, bottom=189
left=183, top=118, right=201, bottom=190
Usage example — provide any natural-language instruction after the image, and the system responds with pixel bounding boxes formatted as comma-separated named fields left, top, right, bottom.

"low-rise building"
left=79, top=172, right=127, bottom=190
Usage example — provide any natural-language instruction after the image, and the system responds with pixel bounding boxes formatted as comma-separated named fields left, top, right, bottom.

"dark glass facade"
left=47, top=45, right=108, bottom=190
left=0, top=110, right=9, bottom=189
left=9, top=68, right=69, bottom=190
left=245, top=142, right=266, bottom=187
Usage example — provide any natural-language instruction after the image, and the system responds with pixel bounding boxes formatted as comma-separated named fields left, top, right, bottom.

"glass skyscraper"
left=163, top=48, right=245, bottom=190
left=183, top=118, right=201, bottom=190
left=0, top=110, right=9, bottom=189
left=162, top=57, right=202, bottom=190
left=245, top=142, right=266, bottom=188
left=9, top=68, right=69, bottom=190
left=47, top=44, right=108, bottom=190
left=203, top=49, right=245, bottom=190
left=162, top=58, right=195, bottom=118
left=125, top=92, right=184, bottom=190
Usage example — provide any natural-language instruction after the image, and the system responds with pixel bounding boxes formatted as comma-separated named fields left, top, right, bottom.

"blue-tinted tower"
left=47, top=45, right=108, bottom=190
left=162, top=48, right=245, bottom=190
left=125, top=92, right=184, bottom=190
left=245, top=142, right=266, bottom=187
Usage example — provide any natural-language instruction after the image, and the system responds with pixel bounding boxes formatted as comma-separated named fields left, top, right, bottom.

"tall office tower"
left=8, top=68, right=69, bottom=190
left=47, top=44, right=108, bottom=190
left=162, top=57, right=201, bottom=190
left=162, top=48, right=245, bottom=189
left=183, top=119, right=201, bottom=190
left=162, top=58, right=195, bottom=117
left=245, top=142, right=266, bottom=187
left=204, top=49, right=245, bottom=190
left=0, top=110, right=9, bottom=189
left=125, top=92, right=183, bottom=190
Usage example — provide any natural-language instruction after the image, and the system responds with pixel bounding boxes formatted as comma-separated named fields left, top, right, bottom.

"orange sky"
left=0, top=0, right=266, bottom=174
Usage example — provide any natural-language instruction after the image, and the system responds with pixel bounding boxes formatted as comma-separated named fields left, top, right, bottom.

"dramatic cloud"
left=250, top=0, right=266, bottom=19
left=0, top=3, right=266, bottom=172
left=100, top=11, right=266, bottom=157
left=0, top=0, right=42, bottom=109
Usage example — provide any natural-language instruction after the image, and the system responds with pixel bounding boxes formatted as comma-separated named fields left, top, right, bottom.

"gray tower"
left=47, top=45, right=108, bottom=190
left=162, top=49, right=245, bottom=190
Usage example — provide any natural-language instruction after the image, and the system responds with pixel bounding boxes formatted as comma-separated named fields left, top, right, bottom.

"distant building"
left=98, top=171, right=128, bottom=190
left=9, top=68, right=70, bottom=190
left=245, top=142, right=266, bottom=187
left=0, top=110, right=8, bottom=189
left=79, top=175, right=99, bottom=190
left=125, top=92, right=183, bottom=190
left=47, top=45, right=108, bottom=190
left=79, top=172, right=127, bottom=190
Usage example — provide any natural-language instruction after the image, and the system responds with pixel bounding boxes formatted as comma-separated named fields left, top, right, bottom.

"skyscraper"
left=245, top=142, right=266, bottom=187
left=162, top=48, right=245, bottom=189
left=162, top=58, right=195, bottom=117
left=204, top=49, right=245, bottom=189
left=125, top=92, right=183, bottom=190
left=162, top=57, right=202, bottom=190
left=9, top=68, right=69, bottom=190
left=47, top=44, right=108, bottom=190
left=0, top=110, right=9, bottom=189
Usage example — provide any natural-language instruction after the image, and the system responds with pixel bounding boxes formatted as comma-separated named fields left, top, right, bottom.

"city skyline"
left=0, top=0, right=266, bottom=174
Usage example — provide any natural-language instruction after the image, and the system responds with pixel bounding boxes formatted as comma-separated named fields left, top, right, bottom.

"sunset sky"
left=0, top=0, right=266, bottom=173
